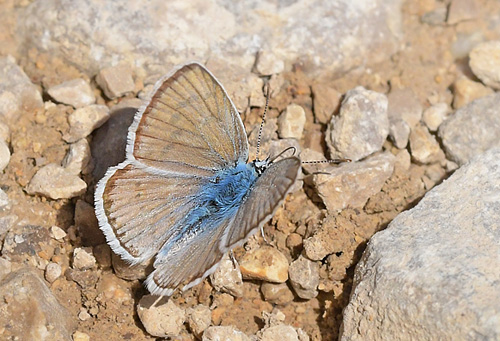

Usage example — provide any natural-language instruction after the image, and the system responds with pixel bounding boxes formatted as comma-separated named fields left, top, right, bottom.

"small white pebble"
left=78, top=307, right=92, bottom=321
left=45, top=262, right=62, bottom=283
left=50, top=225, right=67, bottom=241
left=72, top=247, right=96, bottom=270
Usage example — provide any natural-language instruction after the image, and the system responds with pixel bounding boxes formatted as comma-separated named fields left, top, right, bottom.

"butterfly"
left=94, top=62, right=301, bottom=296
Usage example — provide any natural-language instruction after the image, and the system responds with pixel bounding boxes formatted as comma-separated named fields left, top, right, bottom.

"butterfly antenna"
left=256, top=84, right=271, bottom=162
left=302, top=158, right=352, bottom=164
left=270, top=146, right=297, bottom=163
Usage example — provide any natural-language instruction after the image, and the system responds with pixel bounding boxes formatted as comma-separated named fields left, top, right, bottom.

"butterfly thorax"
left=202, top=162, right=259, bottom=215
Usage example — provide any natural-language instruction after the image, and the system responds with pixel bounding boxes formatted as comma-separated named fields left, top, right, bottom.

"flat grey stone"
left=47, top=78, right=95, bottom=108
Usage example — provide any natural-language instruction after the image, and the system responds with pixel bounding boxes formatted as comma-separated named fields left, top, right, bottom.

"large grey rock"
left=19, top=0, right=403, bottom=82
left=341, top=147, right=500, bottom=340
left=0, top=269, right=75, bottom=340
left=438, top=93, right=500, bottom=166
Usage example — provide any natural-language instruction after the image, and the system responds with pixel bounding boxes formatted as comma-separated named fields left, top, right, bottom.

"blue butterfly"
left=94, top=63, right=300, bottom=296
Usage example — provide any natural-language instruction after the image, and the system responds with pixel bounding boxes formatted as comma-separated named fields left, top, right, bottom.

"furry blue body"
left=159, top=162, right=259, bottom=254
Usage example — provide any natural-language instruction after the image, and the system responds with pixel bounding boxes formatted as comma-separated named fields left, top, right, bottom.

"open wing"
left=95, top=161, right=206, bottom=264
left=127, top=63, right=248, bottom=176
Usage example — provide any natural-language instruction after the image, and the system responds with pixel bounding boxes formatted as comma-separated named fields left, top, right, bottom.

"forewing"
left=144, top=216, right=234, bottom=296
left=222, top=157, right=301, bottom=250
left=128, top=63, right=248, bottom=175
left=94, top=160, right=205, bottom=264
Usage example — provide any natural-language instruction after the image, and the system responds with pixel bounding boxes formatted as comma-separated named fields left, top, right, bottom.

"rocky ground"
left=0, top=0, right=499, bottom=340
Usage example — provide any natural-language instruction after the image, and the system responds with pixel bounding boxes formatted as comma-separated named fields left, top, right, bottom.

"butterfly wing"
left=127, top=63, right=248, bottom=176
left=144, top=215, right=235, bottom=296
left=96, top=63, right=249, bottom=265
left=222, top=157, right=301, bottom=251
left=95, top=160, right=207, bottom=264
left=144, top=157, right=301, bottom=296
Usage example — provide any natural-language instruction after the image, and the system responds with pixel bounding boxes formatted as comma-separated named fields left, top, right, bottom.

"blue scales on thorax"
left=170, top=162, right=259, bottom=244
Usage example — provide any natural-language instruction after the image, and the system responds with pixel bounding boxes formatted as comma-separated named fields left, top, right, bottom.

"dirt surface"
left=1, top=1, right=499, bottom=340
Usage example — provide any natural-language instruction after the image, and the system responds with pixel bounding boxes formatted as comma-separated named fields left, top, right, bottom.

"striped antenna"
left=302, top=158, right=351, bottom=164
left=255, top=83, right=271, bottom=162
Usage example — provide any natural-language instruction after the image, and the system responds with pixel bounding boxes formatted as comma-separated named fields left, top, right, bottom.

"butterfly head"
left=252, top=157, right=271, bottom=175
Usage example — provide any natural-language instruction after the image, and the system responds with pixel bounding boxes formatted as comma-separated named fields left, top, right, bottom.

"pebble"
left=239, top=246, right=289, bottom=283
left=50, top=225, right=67, bottom=241
left=409, top=124, right=444, bottom=164
left=0, top=55, right=43, bottom=120
left=447, top=0, right=479, bottom=24
left=72, top=331, right=91, bottom=341
left=422, top=102, right=448, bottom=131
left=96, top=273, right=132, bottom=304
left=0, top=140, right=10, bottom=172
left=277, top=104, right=306, bottom=139
left=78, top=307, right=92, bottom=321
left=72, top=247, right=96, bottom=270
left=259, top=325, right=302, bottom=341
left=438, top=93, right=500, bottom=165
left=65, top=104, right=110, bottom=142
left=327, top=86, right=389, bottom=161
left=62, top=138, right=91, bottom=175
left=0, top=188, right=9, bottom=209
left=388, top=118, right=410, bottom=149
left=186, top=304, right=212, bottom=337
left=255, top=51, right=285, bottom=76
left=394, top=149, right=412, bottom=173
left=45, top=262, right=62, bottom=283
left=0, top=257, right=12, bottom=282
left=452, top=77, right=493, bottom=109
left=96, top=63, right=135, bottom=99
left=47, top=78, right=95, bottom=108
left=261, top=282, right=295, bottom=305
left=388, top=88, right=423, bottom=129
left=286, top=233, right=303, bottom=251
left=210, top=253, right=244, bottom=297
left=26, top=163, right=87, bottom=199
left=469, top=41, right=500, bottom=90
left=257, top=310, right=309, bottom=341
left=202, top=326, right=251, bottom=341
left=310, top=152, right=395, bottom=213
left=288, top=256, right=320, bottom=299
left=311, top=83, right=342, bottom=124
left=137, top=295, right=186, bottom=338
